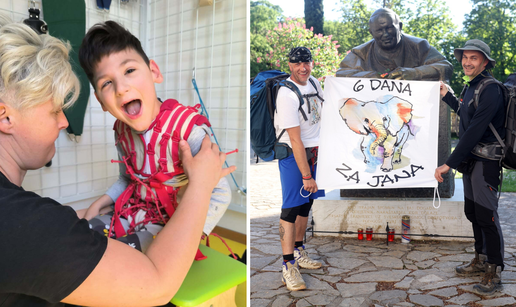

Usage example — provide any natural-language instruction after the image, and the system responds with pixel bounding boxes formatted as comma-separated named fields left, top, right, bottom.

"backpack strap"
left=470, top=77, right=506, bottom=148
left=306, top=77, right=324, bottom=103
left=281, top=80, right=308, bottom=121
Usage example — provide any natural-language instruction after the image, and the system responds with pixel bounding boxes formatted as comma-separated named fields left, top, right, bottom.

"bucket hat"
left=454, top=39, right=495, bottom=69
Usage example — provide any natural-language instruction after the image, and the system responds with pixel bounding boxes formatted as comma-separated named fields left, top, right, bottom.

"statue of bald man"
left=337, top=8, right=455, bottom=198
left=336, top=8, right=452, bottom=81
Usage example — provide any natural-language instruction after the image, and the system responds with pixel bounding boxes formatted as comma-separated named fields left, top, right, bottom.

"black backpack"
left=468, top=73, right=516, bottom=169
left=250, top=70, right=321, bottom=161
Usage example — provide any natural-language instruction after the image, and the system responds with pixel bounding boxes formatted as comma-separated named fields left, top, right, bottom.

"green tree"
left=250, top=1, right=284, bottom=76
left=326, top=0, right=372, bottom=53
left=305, top=0, right=324, bottom=35
left=323, top=20, right=348, bottom=55
left=252, top=18, right=341, bottom=85
left=463, top=0, right=516, bottom=82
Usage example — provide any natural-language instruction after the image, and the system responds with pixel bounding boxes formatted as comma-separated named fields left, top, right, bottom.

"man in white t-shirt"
left=274, top=47, right=325, bottom=291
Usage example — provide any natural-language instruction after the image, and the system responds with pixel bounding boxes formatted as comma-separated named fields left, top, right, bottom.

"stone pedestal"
left=314, top=179, right=472, bottom=241
left=341, top=99, right=455, bottom=198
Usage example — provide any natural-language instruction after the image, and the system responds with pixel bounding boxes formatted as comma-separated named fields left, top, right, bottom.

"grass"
left=451, top=138, right=516, bottom=192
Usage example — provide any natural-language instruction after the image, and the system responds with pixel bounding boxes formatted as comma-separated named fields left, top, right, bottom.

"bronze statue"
left=336, top=8, right=452, bottom=81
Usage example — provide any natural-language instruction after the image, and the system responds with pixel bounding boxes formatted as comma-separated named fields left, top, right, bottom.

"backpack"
left=467, top=73, right=516, bottom=170
left=250, top=70, right=321, bottom=161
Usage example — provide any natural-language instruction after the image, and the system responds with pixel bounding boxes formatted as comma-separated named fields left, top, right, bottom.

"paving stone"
left=344, top=245, right=386, bottom=253
left=252, top=243, right=282, bottom=255
left=300, top=268, right=325, bottom=275
left=296, top=299, right=312, bottom=307
left=251, top=272, right=283, bottom=290
left=317, top=242, right=342, bottom=253
left=339, top=297, right=366, bottom=307
left=317, top=274, right=342, bottom=283
left=415, top=245, right=437, bottom=252
left=368, top=256, right=404, bottom=269
left=336, top=282, right=377, bottom=298
left=251, top=289, right=290, bottom=298
left=382, top=250, right=407, bottom=258
left=408, top=289, right=422, bottom=294
left=409, top=294, right=444, bottom=306
left=254, top=239, right=275, bottom=244
left=416, top=260, right=435, bottom=269
left=290, top=290, right=319, bottom=298
left=420, top=277, right=476, bottom=290
left=344, top=270, right=410, bottom=282
left=478, top=296, right=516, bottom=306
left=502, top=270, right=516, bottom=281
left=395, top=276, right=414, bottom=289
left=405, top=264, right=418, bottom=270
left=325, top=251, right=368, bottom=259
left=250, top=299, right=271, bottom=307
left=501, top=283, right=516, bottom=296
left=328, top=267, right=349, bottom=276
left=432, top=261, right=463, bottom=272
left=350, top=264, right=378, bottom=274
left=271, top=295, right=292, bottom=307
left=262, top=257, right=284, bottom=272
left=446, top=293, right=480, bottom=305
left=326, top=257, right=368, bottom=270
left=304, top=275, right=336, bottom=291
left=438, top=253, right=474, bottom=262
left=406, top=251, right=441, bottom=262
left=370, top=290, right=407, bottom=305
left=251, top=256, right=279, bottom=270
left=324, top=297, right=345, bottom=307
left=393, top=303, right=415, bottom=307
left=428, top=287, right=458, bottom=297
left=306, top=293, right=337, bottom=305
left=418, top=274, right=443, bottom=283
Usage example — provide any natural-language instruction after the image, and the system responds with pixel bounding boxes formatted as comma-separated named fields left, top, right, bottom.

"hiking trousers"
left=462, top=159, right=504, bottom=268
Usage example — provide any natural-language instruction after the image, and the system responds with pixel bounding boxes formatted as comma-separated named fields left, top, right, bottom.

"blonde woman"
left=0, top=15, right=234, bottom=307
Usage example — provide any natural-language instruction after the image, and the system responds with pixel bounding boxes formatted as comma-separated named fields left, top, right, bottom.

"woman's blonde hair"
left=0, top=14, right=79, bottom=111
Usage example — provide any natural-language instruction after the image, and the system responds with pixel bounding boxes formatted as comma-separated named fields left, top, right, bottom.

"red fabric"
left=109, top=100, right=212, bottom=262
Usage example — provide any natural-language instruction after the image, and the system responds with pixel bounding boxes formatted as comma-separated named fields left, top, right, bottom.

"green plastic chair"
left=170, top=244, right=247, bottom=306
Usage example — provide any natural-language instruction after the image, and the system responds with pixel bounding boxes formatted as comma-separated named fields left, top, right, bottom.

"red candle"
left=357, top=228, right=364, bottom=240
left=366, top=227, right=373, bottom=241
left=388, top=228, right=395, bottom=242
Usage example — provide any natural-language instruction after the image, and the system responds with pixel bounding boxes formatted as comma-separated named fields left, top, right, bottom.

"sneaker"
left=294, top=245, right=322, bottom=269
left=473, top=262, right=502, bottom=295
left=281, top=260, right=306, bottom=291
left=456, top=252, right=486, bottom=276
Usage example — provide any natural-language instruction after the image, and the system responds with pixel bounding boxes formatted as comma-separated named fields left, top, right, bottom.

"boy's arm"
left=62, top=136, right=236, bottom=307
left=187, top=124, right=232, bottom=235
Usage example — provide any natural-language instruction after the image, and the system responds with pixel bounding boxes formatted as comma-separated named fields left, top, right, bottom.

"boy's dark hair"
left=78, top=20, right=150, bottom=88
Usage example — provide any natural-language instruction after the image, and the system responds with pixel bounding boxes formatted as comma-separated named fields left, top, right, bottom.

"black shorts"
left=280, top=199, right=314, bottom=223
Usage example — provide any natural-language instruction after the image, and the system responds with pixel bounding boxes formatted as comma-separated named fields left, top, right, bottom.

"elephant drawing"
left=339, top=96, right=413, bottom=172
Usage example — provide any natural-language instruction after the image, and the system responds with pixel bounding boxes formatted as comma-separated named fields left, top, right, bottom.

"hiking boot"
left=294, top=245, right=322, bottom=269
left=281, top=260, right=306, bottom=291
left=473, top=262, right=502, bottom=295
left=456, top=252, right=486, bottom=276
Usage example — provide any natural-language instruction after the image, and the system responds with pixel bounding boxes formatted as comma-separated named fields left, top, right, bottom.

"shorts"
left=278, top=153, right=325, bottom=209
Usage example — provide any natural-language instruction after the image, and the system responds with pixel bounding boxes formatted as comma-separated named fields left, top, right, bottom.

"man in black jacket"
left=435, top=39, right=505, bottom=295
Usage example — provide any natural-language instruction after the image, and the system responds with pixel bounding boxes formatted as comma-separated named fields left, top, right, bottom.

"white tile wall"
left=2, top=0, right=247, bottom=216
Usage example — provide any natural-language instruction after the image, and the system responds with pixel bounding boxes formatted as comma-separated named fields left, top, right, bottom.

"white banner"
left=317, top=76, right=440, bottom=191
